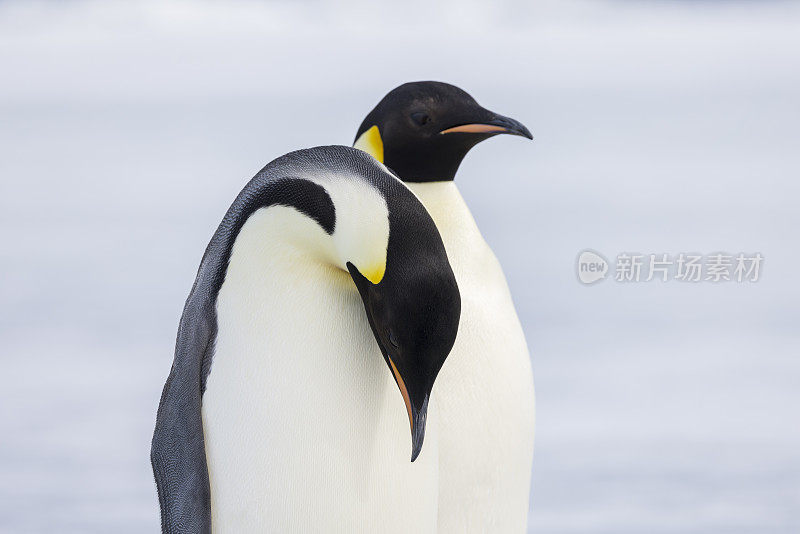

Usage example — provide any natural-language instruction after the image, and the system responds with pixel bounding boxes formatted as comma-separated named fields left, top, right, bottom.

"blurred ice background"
left=1, top=0, right=799, bottom=532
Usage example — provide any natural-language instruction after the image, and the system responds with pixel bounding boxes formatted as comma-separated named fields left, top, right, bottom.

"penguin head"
left=354, top=81, right=532, bottom=182
left=345, top=178, right=461, bottom=461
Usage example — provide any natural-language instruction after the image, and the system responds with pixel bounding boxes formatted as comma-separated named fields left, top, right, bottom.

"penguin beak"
left=439, top=112, right=533, bottom=140
left=386, top=356, right=429, bottom=462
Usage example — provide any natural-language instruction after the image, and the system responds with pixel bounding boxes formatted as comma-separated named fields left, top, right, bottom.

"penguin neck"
left=384, top=137, right=485, bottom=183
left=392, top=163, right=459, bottom=183
left=227, top=174, right=391, bottom=285
left=387, top=152, right=466, bottom=183
left=229, top=204, right=343, bottom=280
left=403, top=181, right=483, bottom=262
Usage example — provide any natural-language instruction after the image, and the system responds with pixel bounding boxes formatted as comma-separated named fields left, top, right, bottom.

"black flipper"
left=151, top=293, right=215, bottom=533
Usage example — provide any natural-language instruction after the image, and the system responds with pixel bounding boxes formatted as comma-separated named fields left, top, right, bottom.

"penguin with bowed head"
left=151, top=146, right=461, bottom=533
left=354, top=81, right=536, bottom=532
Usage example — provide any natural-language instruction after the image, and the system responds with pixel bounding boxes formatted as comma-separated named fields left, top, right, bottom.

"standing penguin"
left=354, top=82, right=536, bottom=532
left=151, top=146, right=461, bottom=533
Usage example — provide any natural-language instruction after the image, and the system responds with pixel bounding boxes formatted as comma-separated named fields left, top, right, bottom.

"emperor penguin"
left=151, top=146, right=461, bottom=533
left=353, top=82, right=536, bottom=532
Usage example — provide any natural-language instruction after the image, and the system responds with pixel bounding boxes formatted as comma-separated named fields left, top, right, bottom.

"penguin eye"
left=388, top=329, right=399, bottom=348
left=410, top=112, right=431, bottom=126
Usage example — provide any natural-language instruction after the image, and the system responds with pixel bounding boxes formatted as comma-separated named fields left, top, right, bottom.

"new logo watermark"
left=576, top=251, right=763, bottom=285
left=577, top=250, right=609, bottom=284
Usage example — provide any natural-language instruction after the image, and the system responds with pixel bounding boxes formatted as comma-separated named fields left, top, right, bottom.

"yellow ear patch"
left=353, top=125, right=384, bottom=163
left=361, top=262, right=386, bottom=285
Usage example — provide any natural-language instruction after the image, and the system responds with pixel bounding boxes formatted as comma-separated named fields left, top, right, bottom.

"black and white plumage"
left=354, top=82, right=536, bottom=532
left=151, top=146, right=460, bottom=532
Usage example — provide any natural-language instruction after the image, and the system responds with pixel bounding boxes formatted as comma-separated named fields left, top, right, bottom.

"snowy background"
left=1, top=0, right=799, bottom=532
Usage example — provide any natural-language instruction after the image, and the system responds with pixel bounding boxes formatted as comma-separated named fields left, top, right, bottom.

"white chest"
left=201, top=206, right=439, bottom=533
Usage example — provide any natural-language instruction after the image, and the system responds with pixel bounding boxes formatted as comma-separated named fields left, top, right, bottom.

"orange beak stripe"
left=388, top=357, right=414, bottom=434
left=439, top=124, right=508, bottom=135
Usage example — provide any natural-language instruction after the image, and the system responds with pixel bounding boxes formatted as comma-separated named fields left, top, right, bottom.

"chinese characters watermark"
left=577, top=250, right=762, bottom=285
